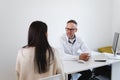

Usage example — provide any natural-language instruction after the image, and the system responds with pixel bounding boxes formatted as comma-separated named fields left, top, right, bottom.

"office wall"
left=112, top=0, right=120, bottom=49
left=0, top=0, right=114, bottom=80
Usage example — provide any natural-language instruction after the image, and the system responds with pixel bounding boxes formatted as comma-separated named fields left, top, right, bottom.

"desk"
left=63, top=52, right=120, bottom=80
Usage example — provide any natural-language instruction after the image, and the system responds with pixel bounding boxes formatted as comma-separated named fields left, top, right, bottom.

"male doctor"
left=59, top=20, right=92, bottom=80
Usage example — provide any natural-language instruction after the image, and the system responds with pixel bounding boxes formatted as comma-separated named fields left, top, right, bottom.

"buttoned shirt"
left=59, top=34, right=90, bottom=56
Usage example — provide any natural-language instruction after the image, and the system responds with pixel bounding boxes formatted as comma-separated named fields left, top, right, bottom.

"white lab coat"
left=58, top=33, right=91, bottom=80
left=59, top=34, right=90, bottom=56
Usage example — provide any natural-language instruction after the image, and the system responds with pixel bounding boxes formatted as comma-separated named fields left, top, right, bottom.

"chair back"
left=40, top=74, right=62, bottom=80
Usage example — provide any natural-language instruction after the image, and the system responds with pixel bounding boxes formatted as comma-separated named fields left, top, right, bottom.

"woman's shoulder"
left=18, top=47, right=35, bottom=58
left=19, top=47, right=35, bottom=52
left=51, top=47, right=58, bottom=53
left=51, top=47, right=62, bottom=59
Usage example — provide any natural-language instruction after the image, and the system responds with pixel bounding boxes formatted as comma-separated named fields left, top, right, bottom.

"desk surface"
left=63, top=52, right=120, bottom=74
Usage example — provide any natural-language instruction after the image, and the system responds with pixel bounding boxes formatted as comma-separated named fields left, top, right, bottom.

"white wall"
left=112, top=0, right=120, bottom=49
left=0, top=0, right=116, bottom=80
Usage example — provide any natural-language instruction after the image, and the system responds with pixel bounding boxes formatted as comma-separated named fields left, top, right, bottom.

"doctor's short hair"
left=67, top=20, right=77, bottom=25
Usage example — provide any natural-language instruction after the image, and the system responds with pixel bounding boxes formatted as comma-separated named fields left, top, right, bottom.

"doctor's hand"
left=79, top=53, right=90, bottom=61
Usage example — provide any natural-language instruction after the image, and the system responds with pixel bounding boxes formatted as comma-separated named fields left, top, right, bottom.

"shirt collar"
left=66, top=34, right=76, bottom=44
left=65, top=34, right=76, bottom=40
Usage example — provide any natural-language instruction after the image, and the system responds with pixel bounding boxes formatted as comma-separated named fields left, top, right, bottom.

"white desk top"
left=63, top=52, right=120, bottom=74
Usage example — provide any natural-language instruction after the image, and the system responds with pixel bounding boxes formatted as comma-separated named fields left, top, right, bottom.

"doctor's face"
left=65, top=23, right=77, bottom=39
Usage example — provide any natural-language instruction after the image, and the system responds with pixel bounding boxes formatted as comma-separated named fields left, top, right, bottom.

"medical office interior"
left=0, top=0, right=120, bottom=80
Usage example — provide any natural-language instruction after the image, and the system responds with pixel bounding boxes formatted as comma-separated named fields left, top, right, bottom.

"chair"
left=40, top=74, right=62, bottom=80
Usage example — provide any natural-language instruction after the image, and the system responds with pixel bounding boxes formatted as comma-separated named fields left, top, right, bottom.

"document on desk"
left=93, top=53, right=107, bottom=62
left=62, top=54, right=78, bottom=61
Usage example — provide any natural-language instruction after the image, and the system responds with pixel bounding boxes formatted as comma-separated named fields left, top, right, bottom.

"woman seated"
left=15, top=21, right=64, bottom=80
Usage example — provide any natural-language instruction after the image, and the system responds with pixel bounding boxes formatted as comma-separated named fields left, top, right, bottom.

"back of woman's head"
left=26, top=21, right=54, bottom=74
left=28, top=21, right=47, bottom=46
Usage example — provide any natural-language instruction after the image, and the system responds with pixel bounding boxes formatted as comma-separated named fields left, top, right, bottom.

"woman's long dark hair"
left=24, top=21, right=54, bottom=73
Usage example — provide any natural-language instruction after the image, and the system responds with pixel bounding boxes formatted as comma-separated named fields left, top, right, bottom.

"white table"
left=63, top=52, right=120, bottom=80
